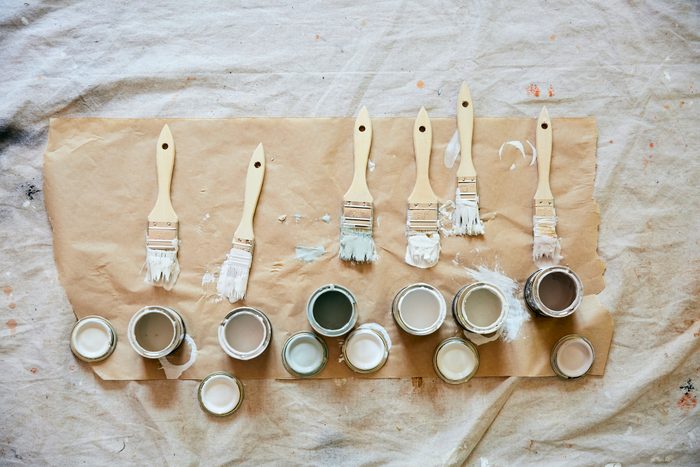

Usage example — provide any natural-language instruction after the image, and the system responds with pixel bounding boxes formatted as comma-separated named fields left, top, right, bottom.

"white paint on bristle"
left=339, top=226, right=377, bottom=263
left=465, top=265, right=530, bottom=342
left=158, top=334, right=197, bottom=379
left=533, top=215, right=562, bottom=266
left=216, top=247, right=252, bottom=303
left=145, top=245, right=180, bottom=291
left=452, top=189, right=485, bottom=236
left=443, top=130, right=460, bottom=168
left=405, top=234, right=440, bottom=268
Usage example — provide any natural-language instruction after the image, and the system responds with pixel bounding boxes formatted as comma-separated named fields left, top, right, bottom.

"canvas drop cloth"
left=1, top=1, right=698, bottom=465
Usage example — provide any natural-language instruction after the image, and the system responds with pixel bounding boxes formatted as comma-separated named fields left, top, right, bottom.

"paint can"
left=550, top=334, right=595, bottom=379
left=342, top=326, right=390, bottom=374
left=392, top=283, right=446, bottom=335
left=281, top=331, right=329, bottom=378
left=218, top=307, right=272, bottom=360
left=433, top=337, right=479, bottom=384
left=452, top=282, right=507, bottom=336
left=524, top=266, right=583, bottom=318
left=128, top=306, right=186, bottom=359
left=306, top=284, right=358, bottom=337
left=197, top=371, right=244, bottom=416
left=70, top=316, right=117, bottom=363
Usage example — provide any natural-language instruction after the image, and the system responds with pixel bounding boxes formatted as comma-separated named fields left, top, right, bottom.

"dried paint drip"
left=465, top=265, right=529, bottom=342
left=218, top=308, right=272, bottom=360
left=159, top=334, right=198, bottom=379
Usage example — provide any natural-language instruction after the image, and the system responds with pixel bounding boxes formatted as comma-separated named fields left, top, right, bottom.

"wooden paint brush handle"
left=409, top=107, right=438, bottom=204
left=456, top=82, right=476, bottom=178
left=234, top=143, right=266, bottom=242
left=534, top=107, right=554, bottom=201
left=148, top=124, right=178, bottom=222
left=344, top=106, right=373, bottom=203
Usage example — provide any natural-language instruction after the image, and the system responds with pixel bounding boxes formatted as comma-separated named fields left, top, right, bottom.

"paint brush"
left=452, top=82, right=485, bottom=236
left=145, top=124, right=180, bottom=290
left=405, top=107, right=440, bottom=268
left=217, top=143, right=266, bottom=303
left=339, top=106, right=377, bottom=263
left=532, top=106, right=562, bottom=265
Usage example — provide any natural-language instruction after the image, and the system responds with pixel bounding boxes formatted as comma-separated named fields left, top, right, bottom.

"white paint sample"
left=398, top=287, right=444, bottom=331
left=464, top=288, right=503, bottom=328
left=72, top=319, right=111, bottom=359
left=436, top=340, right=477, bottom=381
left=224, top=312, right=266, bottom=353
left=556, top=337, right=594, bottom=377
left=200, top=374, right=241, bottom=415
left=345, top=330, right=385, bottom=371
left=285, top=334, right=325, bottom=374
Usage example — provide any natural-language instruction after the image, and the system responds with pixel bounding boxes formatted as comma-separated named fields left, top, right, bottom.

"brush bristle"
left=145, top=246, right=180, bottom=290
left=217, top=247, right=253, bottom=303
left=453, top=193, right=484, bottom=236
left=533, top=215, right=562, bottom=265
left=339, top=225, right=377, bottom=262
left=404, top=233, right=440, bottom=268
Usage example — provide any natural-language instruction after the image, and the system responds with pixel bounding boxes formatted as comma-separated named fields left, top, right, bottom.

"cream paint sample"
left=436, top=340, right=478, bottom=381
left=199, top=374, right=241, bottom=415
left=224, top=312, right=266, bottom=353
left=72, top=320, right=111, bottom=359
left=556, top=337, right=594, bottom=377
left=398, top=287, right=444, bottom=331
left=464, top=288, right=503, bottom=328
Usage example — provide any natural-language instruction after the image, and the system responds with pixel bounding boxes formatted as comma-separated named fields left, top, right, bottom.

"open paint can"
left=342, top=326, right=390, bottom=374
left=392, top=283, right=446, bottom=335
left=197, top=371, right=244, bottom=416
left=128, top=306, right=186, bottom=359
left=452, top=282, right=507, bottom=336
left=70, top=316, right=117, bottom=363
left=218, top=307, right=272, bottom=360
left=306, top=284, right=358, bottom=337
left=550, top=334, right=595, bottom=379
left=281, top=331, right=329, bottom=378
left=524, top=266, right=583, bottom=318
left=433, top=337, right=479, bottom=384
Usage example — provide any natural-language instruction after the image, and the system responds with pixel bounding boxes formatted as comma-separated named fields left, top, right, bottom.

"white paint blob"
left=398, top=287, right=445, bottom=332
left=71, top=318, right=112, bottom=360
left=295, top=244, right=326, bottom=262
left=199, top=374, right=241, bottom=415
left=284, top=333, right=326, bottom=375
left=436, top=339, right=478, bottom=382
left=344, top=329, right=387, bottom=371
left=224, top=312, right=266, bottom=354
left=556, top=337, right=594, bottom=378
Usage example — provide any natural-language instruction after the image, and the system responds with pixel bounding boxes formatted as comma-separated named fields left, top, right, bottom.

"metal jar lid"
left=70, top=315, right=117, bottom=363
left=452, top=282, right=508, bottom=335
left=392, top=283, right=446, bottom=336
left=433, top=337, right=480, bottom=384
left=218, top=307, right=272, bottom=360
left=524, top=266, right=583, bottom=318
left=550, top=334, right=595, bottom=379
left=306, top=284, right=358, bottom=337
left=281, top=331, right=329, bottom=378
left=127, top=306, right=186, bottom=359
left=342, top=327, right=389, bottom=374
left=197, top=371, right=244, bottom=416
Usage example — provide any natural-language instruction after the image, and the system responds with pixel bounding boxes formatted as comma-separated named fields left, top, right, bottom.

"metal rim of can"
left=392, top=283, right=446, bottom=336
left=550, top=334, right=595, bottom=379
left=452, top=282, right=508, bottom=335
left=69, top=315, right=118, bottom=363
left=306, top=284, right=358, bottom=337
left=525, top=266, right=583, bottom=318
left=197, top=371, right=245, bottom=417
left=342, top=328, right=389, bottom=374
left=281, top=331, right=329, bottom=378
left=433, top=337, right=480, bottom=385
left=218, top=307, right=272, bottom=360
left=127, top=306, right=186, bottom=359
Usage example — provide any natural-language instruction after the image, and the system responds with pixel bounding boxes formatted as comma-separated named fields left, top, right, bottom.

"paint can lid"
left=342, top=327, right=389, bottom=374
left=197, top=371, right=244, bottom=416
left=70, top=316, right=117, bottom=363
left=551, top=334, right=595, bottom=379
left=433, top=337, right=479, bottom=384
left=282, top=331, right=328, bottom=377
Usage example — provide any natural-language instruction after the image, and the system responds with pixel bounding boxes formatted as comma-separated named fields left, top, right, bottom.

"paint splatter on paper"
left=527, top=83, right=541, bottom=97
left=443, top=130, right=460, bottom=168
left=416, top=80, right=425, bottom=89
left=368, top=160, right=376, bottom=172
left=294, top=213, right=302, bottom=223
left=320, top=213, right=331, bottom=224
left=677, top=379, right=697, bottom=412
left=278, top=214, right=287, bottom=223
left=159, top=335, right=197, bottom=379
left=295, top=245, right=325, bottom=262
